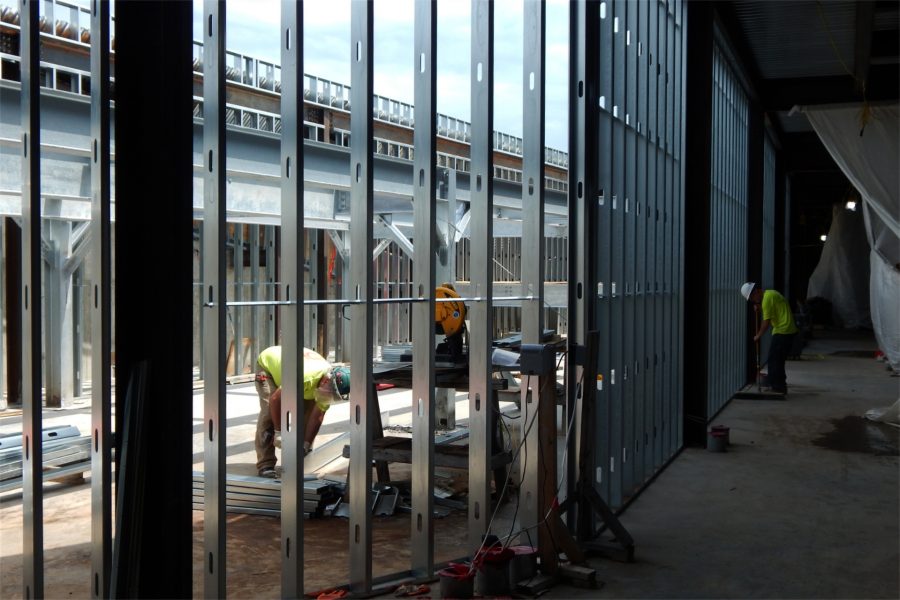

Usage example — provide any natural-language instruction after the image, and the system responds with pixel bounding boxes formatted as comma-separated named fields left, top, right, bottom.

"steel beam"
left=89, top=2, right=112, bottom=596
left=43, top=214, right=74, bottom=408
left=468, top=0, right=494, bottom=551
left=411, top=0, right=437, bottom=577
left=349, top=1, right=375, bottom=592
left=21, top=1, right=44, bottom=596
left=280, top=1, right=305, bottom=594
left=202, top=1, right=227, bottom=597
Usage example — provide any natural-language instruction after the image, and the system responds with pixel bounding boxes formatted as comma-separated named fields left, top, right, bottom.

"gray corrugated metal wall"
left=762, top=135, right=776, bottom=290
left=592, top=0, right=685, bottom=510
left=706, top=43, right=748, bottom=418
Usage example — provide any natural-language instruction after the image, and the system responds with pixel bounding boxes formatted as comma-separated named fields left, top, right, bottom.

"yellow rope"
left=816, top=0, right=872, bottom=136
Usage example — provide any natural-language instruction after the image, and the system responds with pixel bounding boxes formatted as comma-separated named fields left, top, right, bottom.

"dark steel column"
left=411, top=0, right=437, bottom=577
left=468, top=0, right=494, bottom=550
left=20, top=1, right=43, bottom=596
left=682, top=0, right=714, bottom=446
left=349, top=1, right=375, bottom=592
left=202, top=1, right=227, bottom=596
left=280, top=1, right=305, bottom=594
left=112, top=0, right=193, bottom=596
left=4, top=218, right=21, bottom=407
left=89, top=1, right=112, bottom=597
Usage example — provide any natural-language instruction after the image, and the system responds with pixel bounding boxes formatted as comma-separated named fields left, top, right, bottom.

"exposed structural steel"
left=467, top=0, right=494, bottom=551
left=581, top=0, right=686, bottom=514
left=89, top=1, right=113, bottom=598
left=348, top=0, right=375, bottom=592
left=762, top=135, right=775, bottom=290
left=280, top=1, right=306, bottom=595
left=411, top=0, right=437, bottom=578
left=706, top=41, right=748, bottom=419
left=21, top=1, right=43, bottom=598
left=519, top=0, right=550, bottom=561
left=202, top=1, right=227, bottom=597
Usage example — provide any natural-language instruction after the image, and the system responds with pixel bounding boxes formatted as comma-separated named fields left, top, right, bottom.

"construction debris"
left=191, top=472, right=343, bottom=518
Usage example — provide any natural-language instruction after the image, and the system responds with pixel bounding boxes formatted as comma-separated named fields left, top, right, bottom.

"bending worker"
left=254, top=346, right=350, bottom=478
left=741, top=282, right=798, bottom=395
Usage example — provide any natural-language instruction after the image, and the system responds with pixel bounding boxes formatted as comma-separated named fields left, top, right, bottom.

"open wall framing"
left=3, top=0, right=803, bottom=596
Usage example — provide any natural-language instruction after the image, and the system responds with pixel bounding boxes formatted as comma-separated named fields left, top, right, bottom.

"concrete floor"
left=1, top=329, right=898, bottom=598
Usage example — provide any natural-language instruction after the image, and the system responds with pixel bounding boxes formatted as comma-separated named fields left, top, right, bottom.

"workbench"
left=341, top=357, right=518, bottom=492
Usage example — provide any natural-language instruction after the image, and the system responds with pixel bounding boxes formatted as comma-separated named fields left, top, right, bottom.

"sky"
left=192, top=0, right=570, bottom=150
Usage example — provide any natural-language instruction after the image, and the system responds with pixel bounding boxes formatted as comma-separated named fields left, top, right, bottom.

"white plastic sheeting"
left=807, top=205, right=871, bottom=328
left=870, top=250, right=900, bottom=371
left=804, top=104, right=900, bottom=363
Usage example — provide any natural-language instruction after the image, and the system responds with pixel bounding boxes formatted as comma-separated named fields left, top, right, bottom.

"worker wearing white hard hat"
left=741, top=282, right=798, bottom=394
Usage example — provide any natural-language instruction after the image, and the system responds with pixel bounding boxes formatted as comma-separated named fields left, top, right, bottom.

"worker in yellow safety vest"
left=254, top=346, right=350, bottom=478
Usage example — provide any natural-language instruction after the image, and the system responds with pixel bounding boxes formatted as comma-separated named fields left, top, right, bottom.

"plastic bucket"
left=474, top=547, right=514, bottom=597
left=508, top=545, right=538, bottom=585
left=710, top=425, right=730, bottom=445
left=438, top=563, right=474, bottom=599
left=707, top=430, right=727, bottom=453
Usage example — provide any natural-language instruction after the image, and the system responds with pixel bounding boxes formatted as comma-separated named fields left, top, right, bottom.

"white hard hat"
left=740, top=282, right=756, bottom=301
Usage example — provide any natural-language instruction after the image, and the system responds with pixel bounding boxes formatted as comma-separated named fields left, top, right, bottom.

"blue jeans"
left=767, top=333, right=796, bottom=393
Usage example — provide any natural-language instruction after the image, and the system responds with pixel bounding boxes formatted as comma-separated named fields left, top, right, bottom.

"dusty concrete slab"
left=2, top=330, right=897, bottom=599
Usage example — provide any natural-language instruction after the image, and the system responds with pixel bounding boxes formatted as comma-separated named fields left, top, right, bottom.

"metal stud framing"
left=584, top=0, right=686, bottom=515
left=349, top=1, right=375, bottom=592
left=21, top=0, right=44, bottom=596
left=411, top=0, right=437, bottom=577
left=468, top=0, right=494, bottom=550
left=4, top=0, right=712, bottom=591
left=280, top=1, right=305, bottom=594
left=89, top=1, right=112, bottom=597
left=706, top=41, right=748, bottom=418
left=202, top=1, right=227, bottom=597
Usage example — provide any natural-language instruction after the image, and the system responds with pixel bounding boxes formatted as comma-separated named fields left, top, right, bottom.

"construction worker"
left=254, top=346, right=350, bottom=478
left=741, top=282, right=798, bottom=395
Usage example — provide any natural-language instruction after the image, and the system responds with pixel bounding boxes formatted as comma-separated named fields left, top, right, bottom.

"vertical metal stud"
left=411, top=0, right=437, bottom=576
left=675, top=0, right=686, bottom=450
left=567, top=0, right=601, bottom=534
left=644, top=0, right=657, bottom=478
left=468, top=0, right=494, bottom=550
left=349, top=1, right=374, bottom=592
left=596, top=0, right=615, bottom=503
left=520, top=0, right=546, bottom=545
left=21, top=0, right=43, bottom=596
left=90, top=1, right=112, bottom=597
left=265, top=225, right=277, bottom=348
left=608, top=0, right=626, bottom=508
left=622, top=0, right=637, bottom=496
left=632, top=0, right=647, bottom=490
left=281, top=1, right=305, bottom=594
left=234, top=225, right=244, bottom=375
left=250, top=224, right=261, bottom=361
left=202, top=1, right=226, bottom=597
left=654, top=0, right=665, bottom=470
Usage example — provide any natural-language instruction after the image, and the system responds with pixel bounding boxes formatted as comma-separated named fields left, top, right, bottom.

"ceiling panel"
left=732, top=1, right=857, bottom=80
